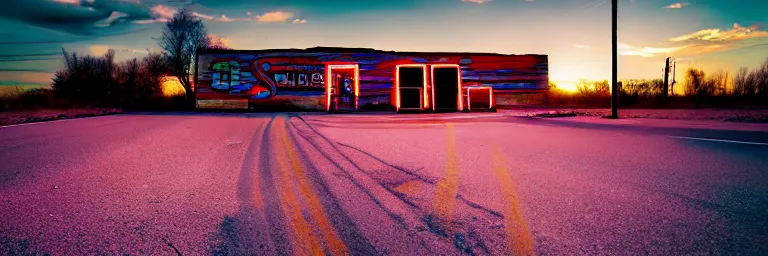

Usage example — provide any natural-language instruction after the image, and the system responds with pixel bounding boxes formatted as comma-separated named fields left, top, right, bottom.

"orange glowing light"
left=160, top=76, right=186, bottom=97
left=430, top=64, right=463, bottom=111
left=325, top=64, right=360, bottom=111
left=465, top=86, right=493, bottom=111
left=394, top=64, right=428, bottom=111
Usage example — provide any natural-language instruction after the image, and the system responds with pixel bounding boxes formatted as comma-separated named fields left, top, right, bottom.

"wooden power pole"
left=663, top=57, right=670, bottom=97
left=610, top=0, right=619, bottom=118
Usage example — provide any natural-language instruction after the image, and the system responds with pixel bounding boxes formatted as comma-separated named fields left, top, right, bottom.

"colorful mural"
left=195, top=47, right=548, bottom=110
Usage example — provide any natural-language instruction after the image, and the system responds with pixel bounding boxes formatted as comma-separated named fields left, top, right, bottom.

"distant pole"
left=610, top=0, right=619, bottom=118
left=671, top=59, right=676, bottom=96
left=663, top=57, right=670, bottom=97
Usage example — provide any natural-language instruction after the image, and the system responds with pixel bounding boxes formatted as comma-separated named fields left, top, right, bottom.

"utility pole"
left=671, top=58, right=676, bottom=96
left=663, top=57, right=670, bottom=97
left=610, top=0, right=619, bottom=118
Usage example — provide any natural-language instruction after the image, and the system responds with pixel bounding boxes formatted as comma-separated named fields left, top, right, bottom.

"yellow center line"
left=491, top=146, right=535, bottom=256
left=433, top=123, right=460, bottom=224
left=280, top=118, right=349, bottom=256
left=273, top=117, right=325, bottom=256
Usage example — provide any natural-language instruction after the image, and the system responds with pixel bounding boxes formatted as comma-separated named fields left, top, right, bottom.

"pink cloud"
left=256, top=11, right=294, bottom=22
left=669, top=23, right=768, bottom=42
left=663, top=3, right=689, bottom=9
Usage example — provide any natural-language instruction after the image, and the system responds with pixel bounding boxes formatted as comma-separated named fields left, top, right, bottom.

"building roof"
left=198, top=46, right=547, bottom=57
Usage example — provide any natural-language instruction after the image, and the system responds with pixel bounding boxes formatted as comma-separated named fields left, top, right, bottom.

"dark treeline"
left=548, top=58, right=768, bottom=108
left=51, top=48, right=180, bottom=109
left=0, top=8, right=228, bottom=112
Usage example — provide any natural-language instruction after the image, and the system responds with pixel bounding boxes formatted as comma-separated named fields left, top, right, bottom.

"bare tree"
left=707, top=69, right=729, bottom=96
left=593, top=80, right=610, bottom=97
left=685, top=68, right=707, bottom=97
left=158, top=8, right=210, bottom=103
left=734, top=67, right=751, bottom=96
left=206, top=35, right=232, bottom=50
left=756, top=58, right=768, bottom=96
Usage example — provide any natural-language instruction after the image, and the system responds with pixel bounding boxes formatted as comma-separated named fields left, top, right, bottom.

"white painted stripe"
left=673, top=136, right=768, bottom=146
left=0, top=118, right=76, bottom=129
left=0, top=114, right=118, bottom=129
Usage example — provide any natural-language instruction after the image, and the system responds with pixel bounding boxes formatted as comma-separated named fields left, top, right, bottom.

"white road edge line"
left=673, top=136, right=768, bottom=146
left=0, top=118, right=77, bottom=129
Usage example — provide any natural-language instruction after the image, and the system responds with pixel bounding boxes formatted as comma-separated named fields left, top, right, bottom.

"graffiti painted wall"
left=195, top=48, right=548, bottom=110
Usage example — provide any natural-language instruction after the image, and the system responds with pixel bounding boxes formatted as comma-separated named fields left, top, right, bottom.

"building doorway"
left=431, top=64, right=463, bottom=112
left=325, top=64, right=359, bottom=112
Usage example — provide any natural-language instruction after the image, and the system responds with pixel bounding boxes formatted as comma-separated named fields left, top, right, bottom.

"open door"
left=430, top=64, right=463, bottom=112
left=325, top=64, right=359, bottom=112
left=394, top=64, right=427, bottom=113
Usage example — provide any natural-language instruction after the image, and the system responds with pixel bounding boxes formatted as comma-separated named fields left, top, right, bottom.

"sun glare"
left=553, top=81, right=578, bottom=93
left=161, top=76, right=186, bottom=97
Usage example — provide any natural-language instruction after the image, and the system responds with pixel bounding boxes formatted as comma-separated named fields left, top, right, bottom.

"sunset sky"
left=1, top=0, right=767, bottom=93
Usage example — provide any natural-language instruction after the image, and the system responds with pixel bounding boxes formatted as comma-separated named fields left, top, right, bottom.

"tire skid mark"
left=272, top=116, right=325, bottom=256
left=277, top=118, right=350, bottom=256
left=290, top=118, right=427, bottom=213
left=287, top=117, right=437, bottom=253
left=336, top=142, right=504, bottom=218
left=282, top=119, right=384, bottom=255
left=287, top=119, right=412, bottom=227
left=335, top=142, right=438, bottom=185
left=293, top=116, right=503, bottom=254
left=220, top=116, right=274, bottom=255
left=253, top=115, right=296, bottom=256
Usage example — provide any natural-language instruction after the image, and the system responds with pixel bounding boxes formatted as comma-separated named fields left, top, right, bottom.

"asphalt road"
left=1, top=112, right=767, bottom=255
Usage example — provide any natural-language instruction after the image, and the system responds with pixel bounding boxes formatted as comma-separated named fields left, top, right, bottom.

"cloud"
left=89, top=44, right=149, bottom=56
left=193, top=10, right=300, bottom=23
left=50, top=0, right=81, bottom=5
left=138, top=8, right=302, bottom=24
left=255, top=11, right=294, bottom=22
left=4, top=0, right=302, bottom=37
left=0, top=0, right=159, bottom=36
left=641, top=45, right=689, bottom=53
left=618, top=43, right=689, bottom=57
left=461, top=0, right=491, bottom=3
left=94, top=11, right=129, bottom=27
left=669, top=23, right=768, bottom=43
left=192, top=11, right=215, bottom=20
left=150, top=4, right=176, bottom=19
left=663, top=3, right=688, bottom=9
left=207, top=34, right=231, bottom=48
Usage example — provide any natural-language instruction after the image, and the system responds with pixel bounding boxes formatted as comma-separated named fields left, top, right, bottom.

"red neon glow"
left=394, top=64, right=428, bottom=111
left=465, top=86, right=493, bottom=110
left=326, top=66, right=331, bottom=111
left=325, top=64, right=360, bottom=111
left=430, top=64, right=463, bottom=111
